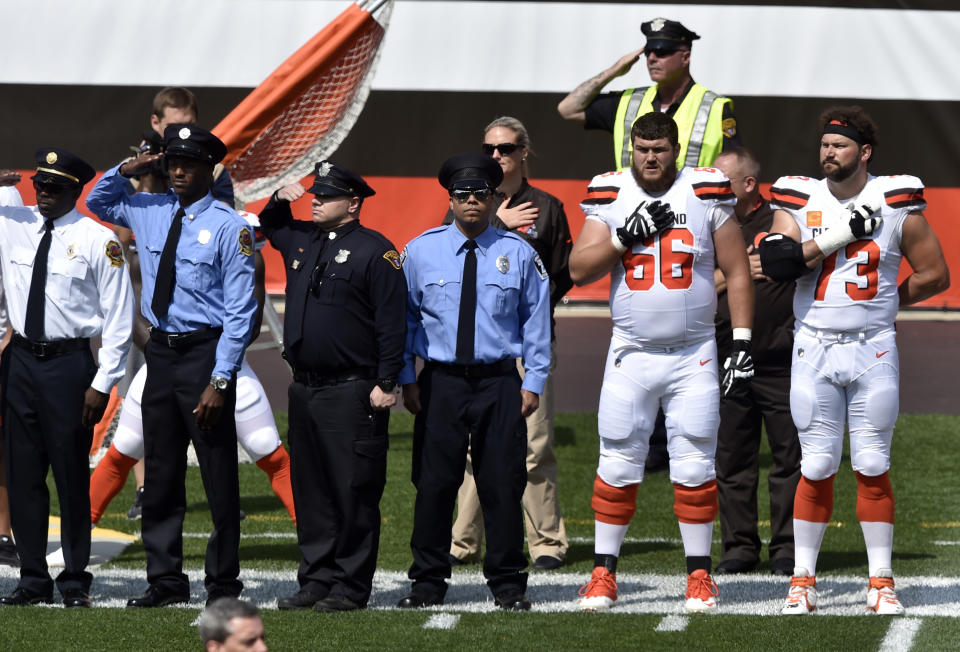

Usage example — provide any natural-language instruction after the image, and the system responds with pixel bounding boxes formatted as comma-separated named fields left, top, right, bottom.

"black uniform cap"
left=163, top=124, right=227, bottom=165
left=32, top=148, right=95, bottom=187
left=308, top=160, right=375, bottom=198
left=437, top=152, right=503, bottom=191
left=641, top=17, right=700, bottom=51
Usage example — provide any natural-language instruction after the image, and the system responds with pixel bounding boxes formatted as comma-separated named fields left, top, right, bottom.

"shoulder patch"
left=383, top=249, right=402, bottom=270
left=722, top=117, right=737, bottom=138
left=105, top=240, right=124, bottom=268
left=238, top=227, right=254, bottom=256
left=533, top=253, right=548, bottom=280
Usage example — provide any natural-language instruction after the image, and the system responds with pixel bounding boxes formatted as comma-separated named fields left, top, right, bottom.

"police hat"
left=641, top=17, right=700, bottom=51
left=163, top=124, right=227, bottom=165
left=437, top=152, right=503, bottom=191
left=32, top=148, right=95, bottom=187
left=308, top=160, right=375, bottom=198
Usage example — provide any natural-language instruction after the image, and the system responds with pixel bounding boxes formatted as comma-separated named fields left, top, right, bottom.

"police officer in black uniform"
left=261, top=161, right=407, bottom=613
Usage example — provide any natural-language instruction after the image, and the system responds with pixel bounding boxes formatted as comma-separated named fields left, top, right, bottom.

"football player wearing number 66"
left=760, top=107, right=948, bottom=616
left=569, top=111, right=754, bottom=613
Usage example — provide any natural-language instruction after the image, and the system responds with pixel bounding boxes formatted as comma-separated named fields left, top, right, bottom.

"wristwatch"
left=209, top=376, right=230, bottom=393
left=377, top=378, right=397, bottom=393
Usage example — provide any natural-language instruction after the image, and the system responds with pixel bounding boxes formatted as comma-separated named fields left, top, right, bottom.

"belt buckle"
left=462, top=365, right=473, bottom=379
left=32, top=340, right=49, bottom=358
left=166, top=333, right=180, bottom=348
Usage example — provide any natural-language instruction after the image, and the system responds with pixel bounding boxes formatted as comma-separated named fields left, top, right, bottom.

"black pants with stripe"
left=141, top=337, right=240, bottom=596
left=3, top=345, right=95, bottom=597
left=716, top=371, right=801, bottom=564
left=288, top=378, right=388, bottom=606
left=408, top=365, right=528, bottom=599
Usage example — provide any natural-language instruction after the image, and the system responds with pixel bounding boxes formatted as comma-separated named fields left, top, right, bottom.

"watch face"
left=211, top=377, right=229, bottom=391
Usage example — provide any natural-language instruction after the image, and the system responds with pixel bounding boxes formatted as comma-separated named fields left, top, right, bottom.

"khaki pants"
left=450, top=341, right=567, bottom=561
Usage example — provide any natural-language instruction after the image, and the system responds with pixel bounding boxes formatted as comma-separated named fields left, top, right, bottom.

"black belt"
left=429, top=359, right=515, bottom=379
left=150, top=326, right=223, bottom=348
left=12, top=333, right=90, bottom=359
left=293, top=367, right=376, bottom=388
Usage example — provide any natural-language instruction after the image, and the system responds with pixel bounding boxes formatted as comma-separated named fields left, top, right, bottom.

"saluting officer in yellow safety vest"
left=558, top=17, right=740, bottom=171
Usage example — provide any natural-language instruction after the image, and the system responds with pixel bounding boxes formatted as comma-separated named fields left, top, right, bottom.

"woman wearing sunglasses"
left=445, top=116, right=573, bottom=573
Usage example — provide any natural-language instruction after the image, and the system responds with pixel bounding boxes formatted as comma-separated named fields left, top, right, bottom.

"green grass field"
left=1, top=412, right=959, bottom=651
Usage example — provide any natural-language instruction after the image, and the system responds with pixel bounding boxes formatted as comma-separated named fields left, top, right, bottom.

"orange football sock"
left=591, top=475, right=638, bottom=525
left=673, top=481, right=718, bottom=524
left=89, top=445, right=138, bottom=524
left=794, top=475, right=835, bottom=523
left=856, top=471, right=895, bottom=523
left=256, top=446, right=297, bottom=525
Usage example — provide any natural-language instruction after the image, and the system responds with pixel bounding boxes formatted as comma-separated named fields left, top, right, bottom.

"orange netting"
left=213, top=1, right=390, bottom=205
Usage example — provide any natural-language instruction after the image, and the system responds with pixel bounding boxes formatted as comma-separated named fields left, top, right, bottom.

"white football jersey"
left=769, top=174, right=925, bottom=332
left=581, top=166, right=735, bottom=346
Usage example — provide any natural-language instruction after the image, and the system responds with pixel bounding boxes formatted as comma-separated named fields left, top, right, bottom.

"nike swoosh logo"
left=876, top=351, right=889, bottom=358
left=699, top=359, right=712, bottom=366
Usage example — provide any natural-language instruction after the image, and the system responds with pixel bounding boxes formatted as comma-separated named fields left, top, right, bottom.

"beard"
left=821, top=157, right=858, bottom=183
left=632, top=160, right=677, bottom=194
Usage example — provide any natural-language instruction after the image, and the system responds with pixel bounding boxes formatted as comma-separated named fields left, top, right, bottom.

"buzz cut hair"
left=631, top=112, right=679, bottom=147
left=152, top=86, right=199, bottom=121
left=197, top=597, right=261, bottom=644
left=716, top=146, right=761, bottom=180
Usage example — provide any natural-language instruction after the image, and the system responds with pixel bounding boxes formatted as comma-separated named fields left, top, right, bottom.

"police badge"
left=496, top=255, right=510, bottom=274
left=318, top=161, right=333, bottom=177
left=335, top=249, right=350, bottom=263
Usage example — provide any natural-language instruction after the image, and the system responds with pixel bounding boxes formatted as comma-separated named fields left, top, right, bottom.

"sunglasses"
left=645, top=47, right=680, bottom=58
left=481, top=143, right=520, bottom=156
left=451, top=188, right=493, bottom=202
left=32, top=180, right=71, bottom=195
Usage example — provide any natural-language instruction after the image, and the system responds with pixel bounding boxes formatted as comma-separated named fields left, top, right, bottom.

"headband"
left=822, top=119, right=865, bottom=145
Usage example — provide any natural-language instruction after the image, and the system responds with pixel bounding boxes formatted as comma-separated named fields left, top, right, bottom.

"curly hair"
left=819, top=105, right=878, bottom=160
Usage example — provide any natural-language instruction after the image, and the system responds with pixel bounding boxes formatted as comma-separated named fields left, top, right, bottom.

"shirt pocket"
left=314, top=266, right=353, bottom=305
left=179, top=246, right=219, bottom=291
left=48, top=257, right=89, bottom=301
left=482, top=272, right=521, bottom=315
left=422, top=276, right=459, bottom=315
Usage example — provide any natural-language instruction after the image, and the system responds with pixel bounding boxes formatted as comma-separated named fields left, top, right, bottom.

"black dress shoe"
left=62, top=589, right=92, bottom=608
left=396, top=591, right=444, bottom=608
left=532, top=555, right=563, bottom=571
left=278, top=589, right=325, bottom=611
left=715, top=558, right=758, bottom=574
left=494, top=592, right=531, bottom=611
left=314, top=595, right=364, bottom=613
left=0, top=587, right=54, bottom=606
left=0, top=535, right=20, bottom=568
left=771, top=557, right=795, bottom=576
left=127, top=585, right=190, bottom=608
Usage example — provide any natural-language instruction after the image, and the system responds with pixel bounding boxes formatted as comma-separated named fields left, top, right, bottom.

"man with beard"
left=570, top=112, right=754, bottom=613
left=87, top=125, right=257, bottom=608
left=0, top=149, right=133, bottom=608
left=759, top=106, right=949, bottom=615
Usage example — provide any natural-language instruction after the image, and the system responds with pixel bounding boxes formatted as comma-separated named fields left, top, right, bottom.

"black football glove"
left=848, top=202, right=883, bottom=239
left=721, top=339, right=754, bottom=397
left=615, top=200, right=675, bottom=249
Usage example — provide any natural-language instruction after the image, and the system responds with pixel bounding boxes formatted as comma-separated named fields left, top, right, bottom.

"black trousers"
left=716, top=371, right=801, bottom=563
left=141, top=337, right=240, bottom=595
left=288, top=378, right=388, bottom=606
left=3, top=345, right=95, bottom=596
left=409, top=365, right=528, bottom=598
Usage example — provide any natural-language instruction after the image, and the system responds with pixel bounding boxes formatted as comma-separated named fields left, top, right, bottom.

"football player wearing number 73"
left=759, top=106, right=949, bottom=615
left=569, top=111, right=754, bottom=613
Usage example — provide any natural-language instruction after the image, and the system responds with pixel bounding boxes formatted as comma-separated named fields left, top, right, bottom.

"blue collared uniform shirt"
left=86, top=164, right=257, bottom=379
left=400, top=223, right=551, bottom=394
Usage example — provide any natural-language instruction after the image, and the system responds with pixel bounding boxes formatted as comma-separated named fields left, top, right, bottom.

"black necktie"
left=24, top=220, right=54, bottom=340
left=151, top=207, right=186, bottom=319
left=456, top=240, right=478, bottom=362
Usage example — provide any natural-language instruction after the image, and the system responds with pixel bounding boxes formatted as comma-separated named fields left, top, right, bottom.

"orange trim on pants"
left=673, top=481, right=718, bottom=524
left=591, top=475, right=638, bottom=525
left=794, top=474, right=835, bottom=523
left=855, top=471, right=894, bottom=523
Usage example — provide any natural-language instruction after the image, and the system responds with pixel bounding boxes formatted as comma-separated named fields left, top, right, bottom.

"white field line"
left=423, top=613, right=460, bottom=630
left=654, top=615, right=689, bottom=631
left=879, top=618, right=923, bottom=652
left=2, top=567, right=960, bottom=618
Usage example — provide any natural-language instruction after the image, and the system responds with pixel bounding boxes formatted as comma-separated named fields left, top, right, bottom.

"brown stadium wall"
left=2, top=1, right=959, bottom=306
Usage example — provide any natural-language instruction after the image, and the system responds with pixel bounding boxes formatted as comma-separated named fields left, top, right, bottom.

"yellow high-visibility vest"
left=611, top=83, right=732, bottom=171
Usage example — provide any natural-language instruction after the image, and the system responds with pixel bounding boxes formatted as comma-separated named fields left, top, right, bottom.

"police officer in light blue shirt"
left=396, top=152, right=550, bottom=612
left=86, top=124, right=256, bottom=609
